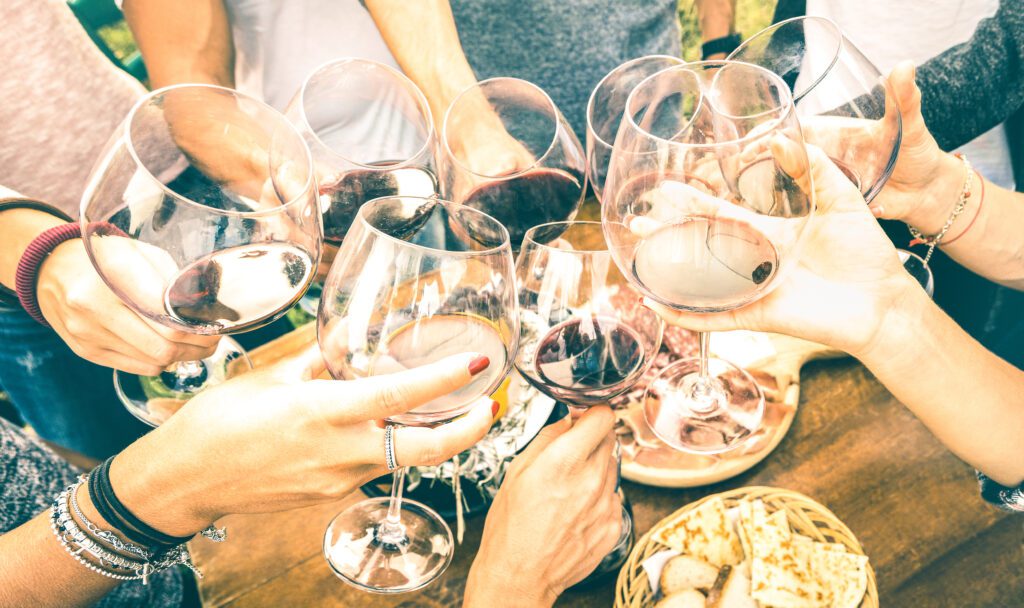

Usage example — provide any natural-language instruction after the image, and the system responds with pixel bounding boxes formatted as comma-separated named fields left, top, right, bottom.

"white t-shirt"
left=806, top=0, right=1015, bottom=190
left=223, top=0, right=400, bottom=110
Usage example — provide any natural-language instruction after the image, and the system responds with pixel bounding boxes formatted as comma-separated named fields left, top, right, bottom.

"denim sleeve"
left=977, top=471, right=1024, bottom=513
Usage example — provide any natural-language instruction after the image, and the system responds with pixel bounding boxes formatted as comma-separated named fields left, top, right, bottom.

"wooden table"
left=189, top=323, right=1023, bottom=607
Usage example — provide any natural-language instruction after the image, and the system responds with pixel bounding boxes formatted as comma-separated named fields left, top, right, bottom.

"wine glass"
left=586, top=55, right=685, bottom=201
left=283, top=58, right=439, bottom=315
left=514, top=220, right=661, bottom=583
left=80, top=84, right=322, bottom=427
left=318, top=195, right=517, bottom=593
left=603, top=61, right=814, bottom=454
left=440, top=77, right=586, bottom=250
left=728, top=17, right=923, bottom=295
left=728, top=16, right=901, bottom=201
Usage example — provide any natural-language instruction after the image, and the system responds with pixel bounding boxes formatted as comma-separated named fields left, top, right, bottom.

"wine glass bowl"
left=80, top=84, right=322, bottom=426
left=514, top=221, right=663, bottom=407
left=317, top=196, right=517, bottom=593
left=728, top=16, right=901, bottom=202
left=318, top=196, right=517, bottom=426
left=441, top=77, right=586, bottom=250
left=284, top=58, right=438, bottom=246
left=603, top=61, right=813, bottom=454
left=586, top=55, right=685, bottom=201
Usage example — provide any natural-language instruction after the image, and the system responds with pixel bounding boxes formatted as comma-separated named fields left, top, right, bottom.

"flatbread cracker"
left=653, top=497, right=744, bottom=567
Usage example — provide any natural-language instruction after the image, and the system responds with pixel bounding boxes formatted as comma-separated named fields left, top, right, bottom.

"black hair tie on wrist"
left=701, top=33, right=743, bottom=59
left=90, top=457, right=191, bottom=548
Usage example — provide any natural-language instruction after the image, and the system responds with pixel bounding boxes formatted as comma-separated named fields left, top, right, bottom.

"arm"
left=363, top=0, right=477, bottom=133
left=121, top=0, right=235, bottom=89
left=0, top=196, right=219, bottom=375
left=860, top=283, right=1024, bottom=487
left=0, top=347, right=497, bottom=606
left=696, top=0, right=737, bottom=59
left=871, top=63, right=1024, bottom=289
left=916, top=0, right=1024, bottom=150
left=642, top=146, right=1024, bottom=487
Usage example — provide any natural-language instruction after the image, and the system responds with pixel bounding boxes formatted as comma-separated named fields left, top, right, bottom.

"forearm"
left=0, top=507, right=119, bottom=607
left=122, top=0, right=234, bottom=89
left=904, top=154, right=1024, bottom=290
left=859, top=285, right=1024, bottom=486
left=696, top=0, right=736, bottom=42
left=365, top=0, right=478, bottom=130
left=0, top=208, right=66, bottom=292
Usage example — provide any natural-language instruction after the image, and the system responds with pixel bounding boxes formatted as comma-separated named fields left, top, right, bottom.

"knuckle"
left=152, top=342, right=179, bottom=365
left=379, top=384, right=411, bottom=412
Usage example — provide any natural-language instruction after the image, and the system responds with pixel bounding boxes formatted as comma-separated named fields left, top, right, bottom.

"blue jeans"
left=0, top=306, right=150, bottom=459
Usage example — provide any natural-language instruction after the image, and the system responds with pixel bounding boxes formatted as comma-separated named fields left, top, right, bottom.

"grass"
left=98, top=2, right=777, bottom=69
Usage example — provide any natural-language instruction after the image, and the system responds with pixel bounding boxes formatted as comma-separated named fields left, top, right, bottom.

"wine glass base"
left=643, top=356, right=765, bottom=454
left=113, top=337, right=252, bottom=427
left=323, top=496, right=454, bottom=594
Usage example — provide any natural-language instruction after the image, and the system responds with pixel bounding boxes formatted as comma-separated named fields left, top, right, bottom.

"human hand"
left=444, top=93, right=537, bottom=179
left=110, top=344, right=498, bottom=536
left=867, top=61, right=964, bottom=233
left=641, top=145, right=917, bottom=359
left=36, top=239, right=219, bottom=375
left=464, top=406, right=621, bottom=607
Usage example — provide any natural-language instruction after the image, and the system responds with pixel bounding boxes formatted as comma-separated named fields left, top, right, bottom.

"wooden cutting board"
left=618, top=330, right=843, bottom=488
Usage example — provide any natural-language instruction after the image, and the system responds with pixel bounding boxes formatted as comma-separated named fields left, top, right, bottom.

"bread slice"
left=653, top=497, right=744, bottom=567
left=706, top=564, right=757, bottom=608
left=660, top=555, right=720, bottom=595
left=655, top=589, right=707, bottom=608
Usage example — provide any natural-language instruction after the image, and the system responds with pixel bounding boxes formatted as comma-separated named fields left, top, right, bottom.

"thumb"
left=805, top=144, right=867, bottom=213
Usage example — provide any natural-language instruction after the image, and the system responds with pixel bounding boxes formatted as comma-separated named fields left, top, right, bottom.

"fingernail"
left=468, top=355, right=490, bottom=376
left=490, top=400, right=500, bottom=417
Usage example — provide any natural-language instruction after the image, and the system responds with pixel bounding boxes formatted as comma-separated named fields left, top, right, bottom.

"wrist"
left=110, top=437, right=217, bottom=538
left=852, top=274, right=932, bottom=366
left=903, top=153, right=963, bottom=233
left=464, top=559, right=557, bottom=608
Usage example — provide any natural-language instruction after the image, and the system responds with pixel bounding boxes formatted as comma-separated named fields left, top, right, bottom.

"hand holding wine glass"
left=108, top=343, right=497, bottom=538
left=35, top=239, right=219, bottom=376
left=603, top=61, right=815, bottom=454
left=81, top=84, right=322, bottom=427
left=640, top=145, right=915, bottom=360
left=318, top=195, right=517, bottom=593
left=464, top=406, right=621, bottom=608
left=865, top=62, right=966, bottom=232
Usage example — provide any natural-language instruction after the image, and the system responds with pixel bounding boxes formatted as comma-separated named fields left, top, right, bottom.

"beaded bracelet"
left=907, top=153, right=974, bottom=264
left=52, top=478, right=207, bottom=583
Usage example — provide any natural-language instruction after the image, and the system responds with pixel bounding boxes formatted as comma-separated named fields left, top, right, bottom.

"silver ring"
left=384, top=424, right=399, bottom=471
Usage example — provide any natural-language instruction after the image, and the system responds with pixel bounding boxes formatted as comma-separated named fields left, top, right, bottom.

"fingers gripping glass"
left=80, top=84, right=322, bottom=427
left=602, top=61, right=815, bottom=454
left=317, top=196, right=517, bottom=593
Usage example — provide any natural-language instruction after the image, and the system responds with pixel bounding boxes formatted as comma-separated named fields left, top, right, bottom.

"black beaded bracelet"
left=94, top=457, right=192, bottom=547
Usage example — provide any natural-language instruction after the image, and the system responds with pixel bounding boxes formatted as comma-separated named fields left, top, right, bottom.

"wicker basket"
left=615, top=487, right=879, bottom=608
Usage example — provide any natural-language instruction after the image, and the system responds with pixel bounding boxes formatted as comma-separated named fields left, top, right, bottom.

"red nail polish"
left=468, top=355, right=490, bottom=376
left=491, top=400, right=501, bottom=417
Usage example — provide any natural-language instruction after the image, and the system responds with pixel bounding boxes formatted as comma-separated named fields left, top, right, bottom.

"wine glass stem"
left=690, top=331, right=719, bottom=414
left=377, top=466, right=408, bottom=544
left=697, top=331, right=710, bottom=382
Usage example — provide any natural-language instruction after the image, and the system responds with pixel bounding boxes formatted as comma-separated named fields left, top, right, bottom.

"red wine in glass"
left=529, top=315, right=647, bottom=406
left=164, top=242, right=314, bottom=332
left=319, top=163, right=437, bottom=245
left=462, top=168, right=583, bottom=248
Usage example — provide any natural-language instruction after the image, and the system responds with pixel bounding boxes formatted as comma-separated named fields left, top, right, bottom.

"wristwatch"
left=702, top=33, right=743, bottom=59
